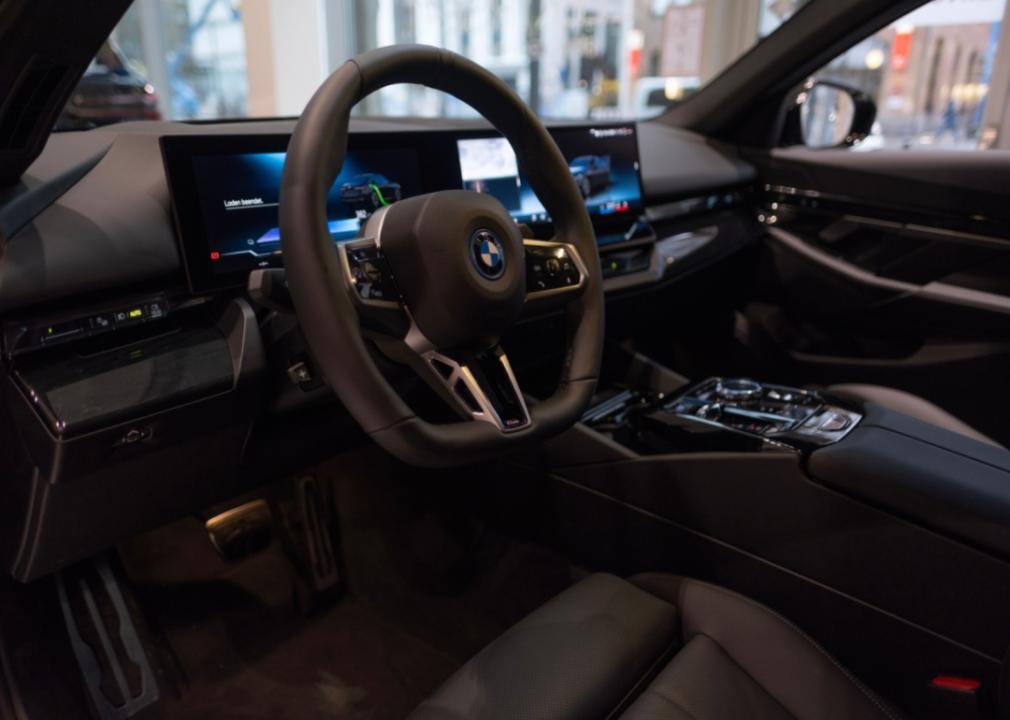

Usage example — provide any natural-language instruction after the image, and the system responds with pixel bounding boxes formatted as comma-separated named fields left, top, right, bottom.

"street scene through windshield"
left=81, top=0, right=809, bottom=123
left=68, top=0, right=1010, bottom=151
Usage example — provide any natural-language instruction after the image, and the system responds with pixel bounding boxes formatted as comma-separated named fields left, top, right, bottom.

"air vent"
left=0, top=56, right=69, bottom=151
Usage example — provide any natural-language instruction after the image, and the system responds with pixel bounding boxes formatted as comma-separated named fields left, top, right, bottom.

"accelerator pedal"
left=274, top=475, right=342, bottom=611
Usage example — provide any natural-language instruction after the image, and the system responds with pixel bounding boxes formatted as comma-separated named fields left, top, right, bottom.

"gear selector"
left=664, top=378, right=861, bottom=448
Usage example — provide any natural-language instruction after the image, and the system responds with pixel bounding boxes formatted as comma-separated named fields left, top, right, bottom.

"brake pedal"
left=57, top=556, right=158, bottom=720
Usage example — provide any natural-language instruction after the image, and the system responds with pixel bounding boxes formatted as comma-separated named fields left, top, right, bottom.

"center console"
left=527, top=351, right=1010, bottom=716
left=582, top=373, right=862, bottom=455
left=575, top=355, right=1010, bottom=562
left=660, top=378, right=861, bottom=447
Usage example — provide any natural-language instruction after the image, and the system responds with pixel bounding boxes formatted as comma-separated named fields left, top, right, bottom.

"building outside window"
left=81, top=0, right=1010, bottom=150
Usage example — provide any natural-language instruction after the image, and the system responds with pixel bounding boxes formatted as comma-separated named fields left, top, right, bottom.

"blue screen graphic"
left=186, top=125, right=644, bottom=278
left=191, top=148, right=423, bottom=275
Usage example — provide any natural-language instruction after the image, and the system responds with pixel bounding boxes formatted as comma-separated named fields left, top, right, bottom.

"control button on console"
left=116, top=425, right=152, bottom=447
left=819, top=413, right=851, bottom=432
left=90, top=314, right=114, bottom=330
left=715, top=378, right=763, bottom=401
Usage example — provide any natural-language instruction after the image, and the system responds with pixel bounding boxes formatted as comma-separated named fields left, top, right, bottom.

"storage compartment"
left=13, top=326, right=234, bottom=438
left=0, top=299, right=265, bottom=580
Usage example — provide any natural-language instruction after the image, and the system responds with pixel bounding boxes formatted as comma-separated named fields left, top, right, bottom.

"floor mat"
left=117, top=451, right=578, bottom=720
left=121, top=515, right=457, bottom=720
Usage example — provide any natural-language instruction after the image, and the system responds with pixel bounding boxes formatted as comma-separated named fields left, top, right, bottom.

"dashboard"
left=162, top=124, right=651, bottom=292
left=0, top=117, right=756, bottom=581
left=0, top=119, right=757, bottom=359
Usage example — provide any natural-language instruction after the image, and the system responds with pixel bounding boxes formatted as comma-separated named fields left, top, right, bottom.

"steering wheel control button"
left=344, top=240, right=400, bottom=304
left=287, top=361, right=313, bottom=385
left=362, top=261, right=384, bottom=284
left=470, top=228, right=507, bottom=280
left=524, top=241, right=585, bottom=297
left=286, top=355, right=322, bottom=391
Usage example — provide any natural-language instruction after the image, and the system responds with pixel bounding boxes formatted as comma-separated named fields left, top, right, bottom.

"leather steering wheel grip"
left=279, top=45, right=604, bottom=467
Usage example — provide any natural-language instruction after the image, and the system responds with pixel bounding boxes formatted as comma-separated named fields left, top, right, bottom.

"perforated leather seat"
left=409, top=573, right=900, bottom=720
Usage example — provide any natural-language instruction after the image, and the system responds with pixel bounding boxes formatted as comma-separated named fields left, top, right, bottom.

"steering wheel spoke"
left=416, top=345, right=531, bottom=432
left=523, top=238, right=588, bottom=312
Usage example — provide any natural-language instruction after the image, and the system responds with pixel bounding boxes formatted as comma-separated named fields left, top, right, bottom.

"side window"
left=811, top=0, right=1009, bottom=151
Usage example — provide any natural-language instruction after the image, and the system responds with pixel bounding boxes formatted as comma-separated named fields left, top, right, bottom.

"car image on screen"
left=568, top=155, right=611, bottom=198
left=339, top=172, right=402, bottom=211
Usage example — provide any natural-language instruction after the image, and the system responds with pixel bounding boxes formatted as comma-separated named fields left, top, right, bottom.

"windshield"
left=73, top=0, right=809, bottom=127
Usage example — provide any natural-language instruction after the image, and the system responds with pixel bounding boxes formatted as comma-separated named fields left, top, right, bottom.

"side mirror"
left=782, top=80, right=877, bottom=149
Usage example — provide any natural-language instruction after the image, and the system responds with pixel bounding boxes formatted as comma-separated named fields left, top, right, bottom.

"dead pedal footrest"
left=57, top=556, right=159, bottom=720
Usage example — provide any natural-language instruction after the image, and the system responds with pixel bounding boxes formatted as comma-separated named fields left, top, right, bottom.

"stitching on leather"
left=687, top=581, right=901, bottom=720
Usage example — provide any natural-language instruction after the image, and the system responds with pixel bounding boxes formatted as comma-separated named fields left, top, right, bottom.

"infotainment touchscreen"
left=456, top=124, right=644, bottom=244
left=189, top=147, right=423, bottom=278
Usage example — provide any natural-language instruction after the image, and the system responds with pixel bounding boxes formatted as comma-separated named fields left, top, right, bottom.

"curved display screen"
left=162, top=124, right=645, bottom=292
left=457, top=126, right=643, bottom=226
left=189, top=148, right=424, bottom=278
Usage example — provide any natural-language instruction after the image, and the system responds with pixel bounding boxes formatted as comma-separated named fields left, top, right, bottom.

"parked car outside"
left=57, top=41, right=160, bottom=130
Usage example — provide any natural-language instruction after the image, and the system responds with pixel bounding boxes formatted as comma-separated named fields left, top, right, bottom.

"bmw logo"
left=470, top=228, right=506, bottom=280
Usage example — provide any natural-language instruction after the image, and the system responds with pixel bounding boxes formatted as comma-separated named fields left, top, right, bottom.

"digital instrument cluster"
left=163, top=124, right=646, bottom=292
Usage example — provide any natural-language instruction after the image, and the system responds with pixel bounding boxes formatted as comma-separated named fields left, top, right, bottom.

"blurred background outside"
left=71, top=0, right=1010, bottom=150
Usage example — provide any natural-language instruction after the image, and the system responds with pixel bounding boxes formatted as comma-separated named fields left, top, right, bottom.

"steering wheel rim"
left=279, top=45, right=604, bottom=467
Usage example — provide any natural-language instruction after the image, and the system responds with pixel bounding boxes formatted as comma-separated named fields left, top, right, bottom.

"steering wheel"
left=279, top=45, right=604, bottom=467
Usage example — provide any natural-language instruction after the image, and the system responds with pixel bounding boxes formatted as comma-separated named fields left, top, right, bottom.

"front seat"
left=828, top=383, right=1001, bottom=447
left=410, top=573, right=899, bottom=720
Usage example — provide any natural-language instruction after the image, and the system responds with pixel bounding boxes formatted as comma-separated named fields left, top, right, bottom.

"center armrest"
left=809, top=403, right=1010, bottom=559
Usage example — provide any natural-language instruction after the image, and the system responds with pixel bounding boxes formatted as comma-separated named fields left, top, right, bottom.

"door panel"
left=742, top=148, right=1010, bottom=445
